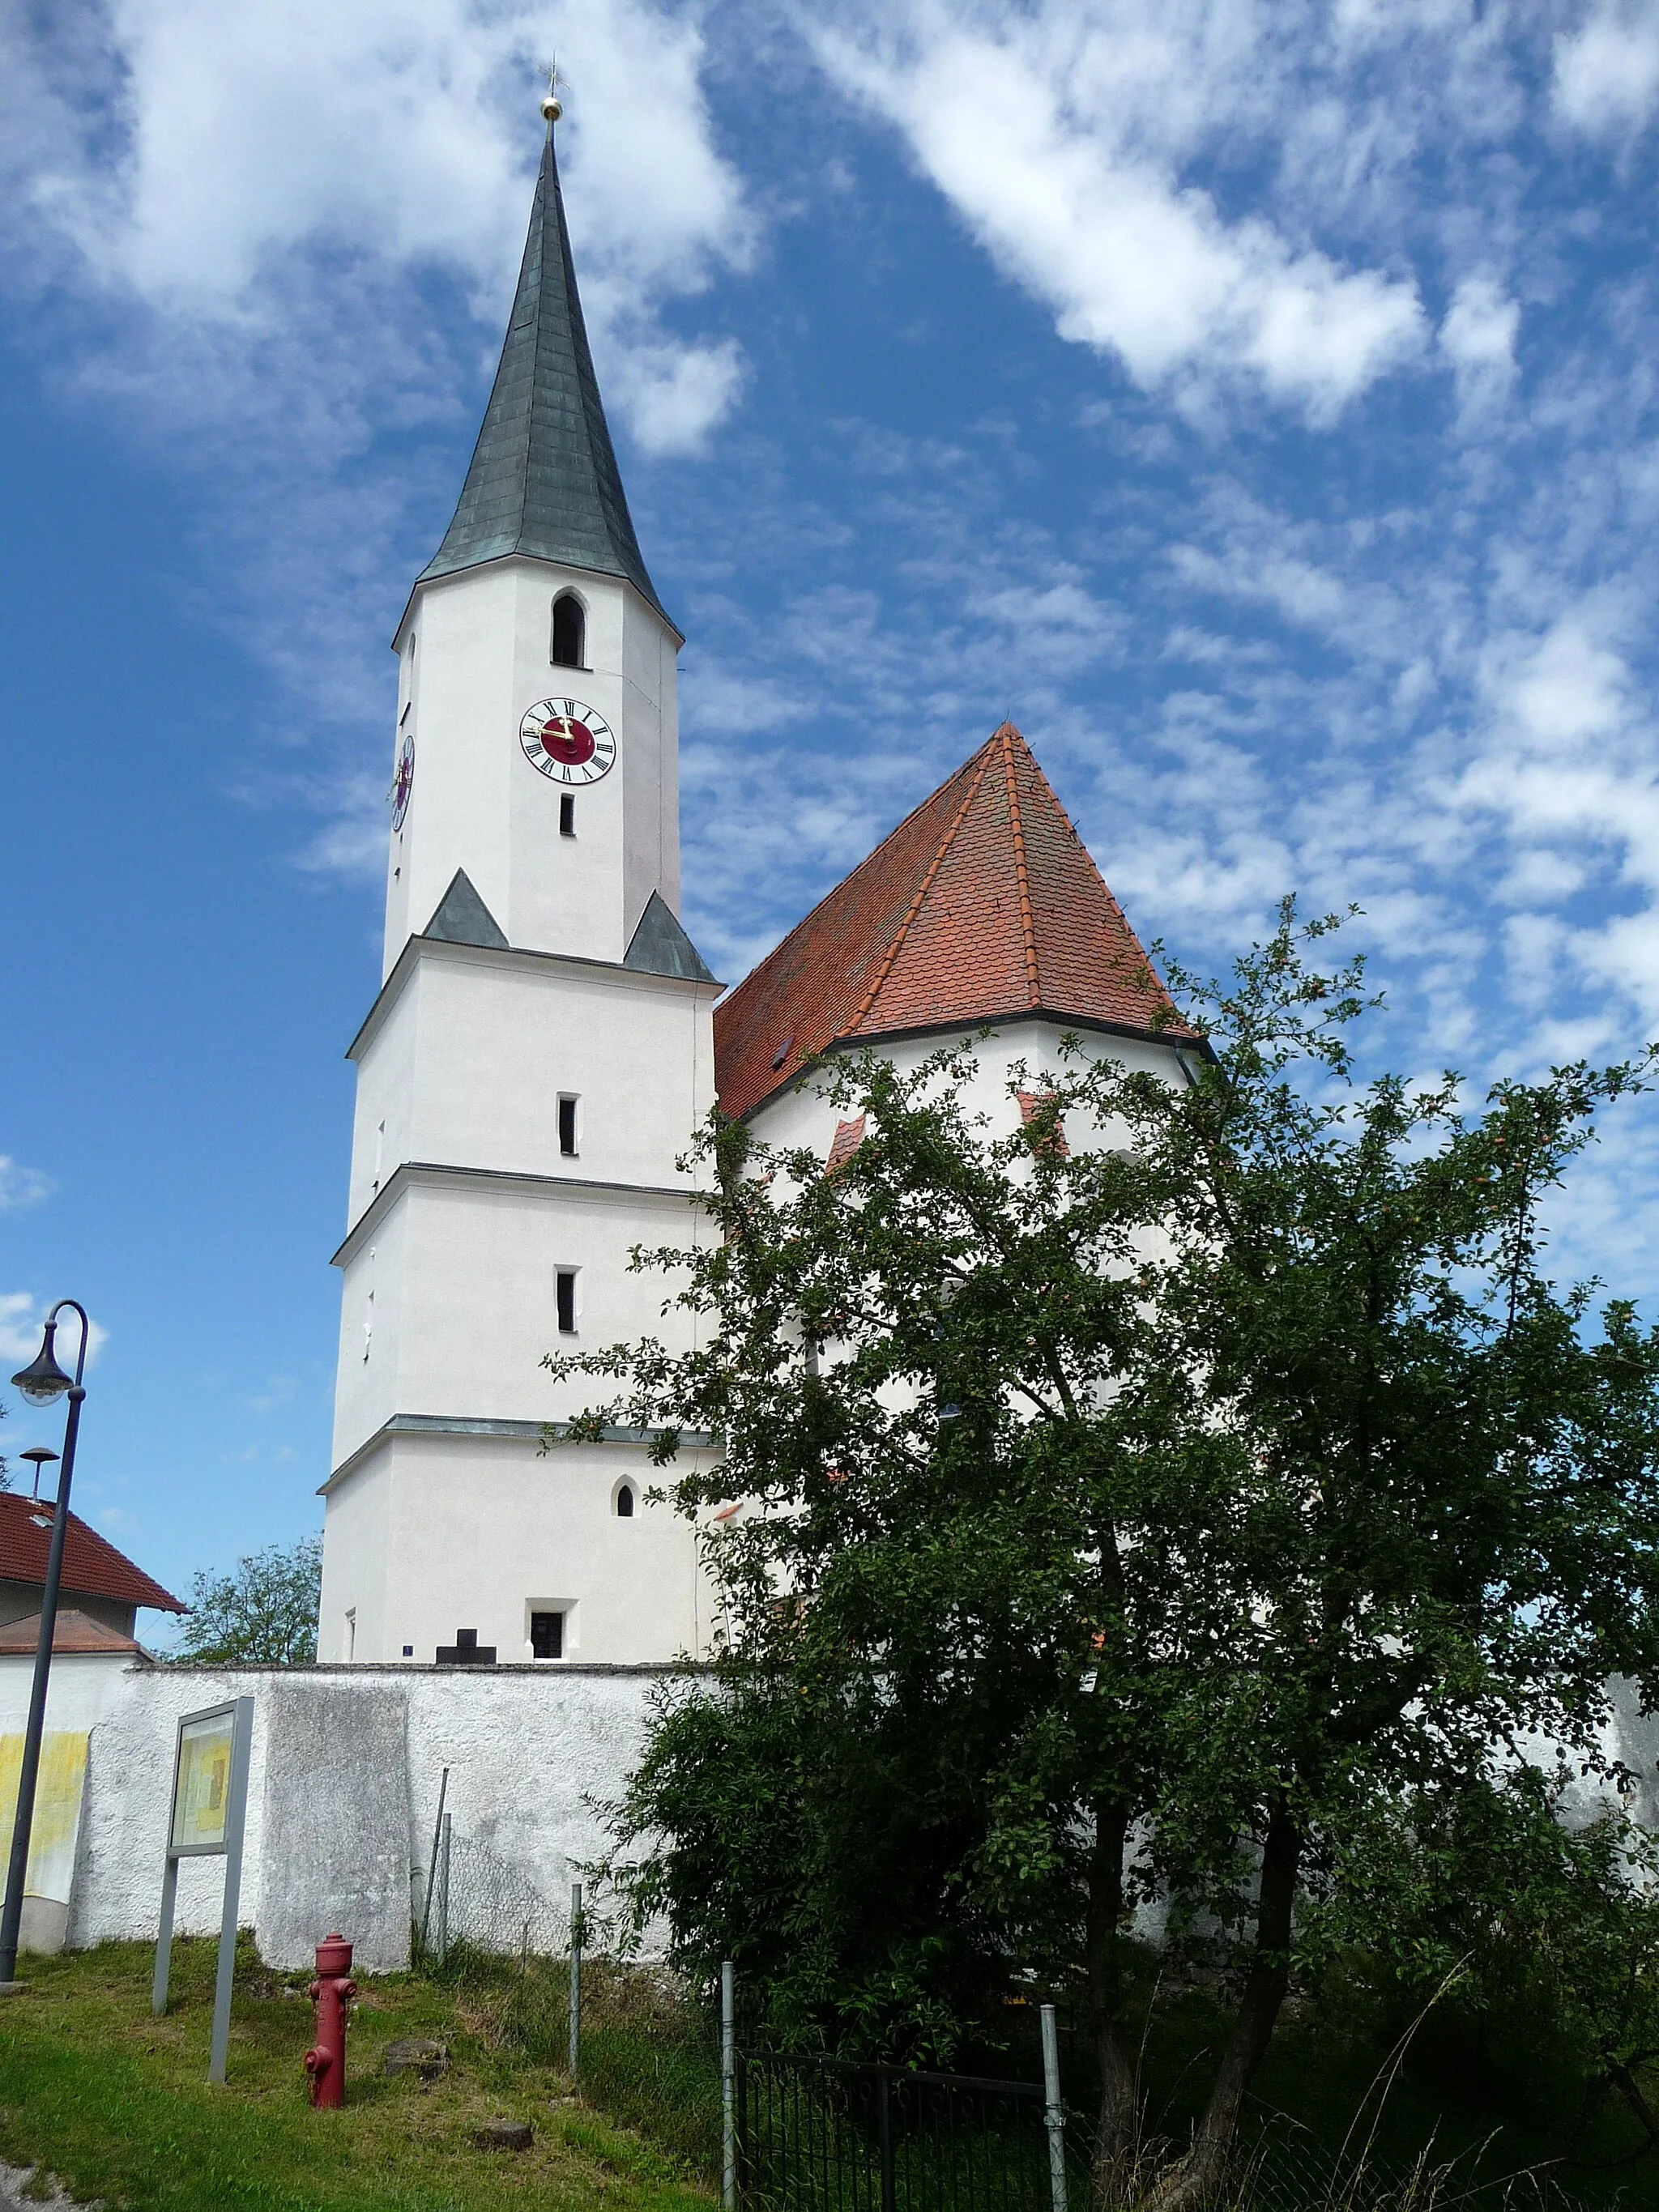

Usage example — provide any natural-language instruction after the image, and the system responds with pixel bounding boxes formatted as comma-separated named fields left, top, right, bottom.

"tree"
left=173, top=1534, right=322, bottom=1664
left=552, top=905, right=1659, bottom=2208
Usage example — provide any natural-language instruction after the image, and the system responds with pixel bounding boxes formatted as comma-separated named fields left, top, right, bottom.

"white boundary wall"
left=0, top=1657, right=676, bottom=1973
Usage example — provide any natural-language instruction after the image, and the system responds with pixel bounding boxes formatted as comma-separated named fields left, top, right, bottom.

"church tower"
left=318, top=100, right=720, bottom=1668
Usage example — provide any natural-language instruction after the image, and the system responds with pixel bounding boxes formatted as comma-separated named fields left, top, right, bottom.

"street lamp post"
left=0, top=1301, right=90, bottom=1989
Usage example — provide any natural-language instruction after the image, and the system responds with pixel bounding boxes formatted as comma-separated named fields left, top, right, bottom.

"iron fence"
left=734, top=2047, right=1059, bottom=2212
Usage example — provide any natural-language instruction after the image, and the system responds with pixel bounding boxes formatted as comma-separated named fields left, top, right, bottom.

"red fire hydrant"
left=304, top=1933, right=356, bottom=2108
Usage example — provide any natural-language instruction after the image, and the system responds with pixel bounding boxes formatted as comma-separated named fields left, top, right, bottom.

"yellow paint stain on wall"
left=0, top=1733, right=90, bottom=1903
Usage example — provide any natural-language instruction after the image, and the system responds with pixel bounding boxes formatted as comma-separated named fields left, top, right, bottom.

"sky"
left=2, top=0, right=1659, bottom=1631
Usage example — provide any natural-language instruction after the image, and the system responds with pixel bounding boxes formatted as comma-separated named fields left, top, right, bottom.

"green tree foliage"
left=550, top=906, right=1659, bottom=2207
left=173, top=1534, right=322, bottom=1664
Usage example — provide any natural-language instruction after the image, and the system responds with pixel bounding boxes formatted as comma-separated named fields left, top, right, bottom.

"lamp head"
left=12, top=1322, right=73, bottom=1408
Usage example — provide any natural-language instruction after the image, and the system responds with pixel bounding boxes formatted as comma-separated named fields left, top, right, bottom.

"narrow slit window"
left=557, top=1269, right=578, bottom=1335
left=560, top=793, right=575, bottom=837
left=558, top=1095, right=578, bottom=1157
left=616, top=1483, right=635, bottom=1518
left=551, top=595, right=585, bottom=668
left=531, top=1609, right=564, bottom=1659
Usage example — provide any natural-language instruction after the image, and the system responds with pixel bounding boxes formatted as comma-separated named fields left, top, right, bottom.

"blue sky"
left=3, top=0, right=1659, bottom=1630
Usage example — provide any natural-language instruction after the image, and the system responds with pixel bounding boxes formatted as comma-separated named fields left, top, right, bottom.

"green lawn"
left=0, top=1937, right=714, bottom=2212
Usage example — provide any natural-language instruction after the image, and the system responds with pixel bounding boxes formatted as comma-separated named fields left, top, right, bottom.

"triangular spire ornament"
left=423, top=869, right=509, bottom=949
left=624, top=890, right=718, bottom=983
left=418, top=105, right=672, bottom=626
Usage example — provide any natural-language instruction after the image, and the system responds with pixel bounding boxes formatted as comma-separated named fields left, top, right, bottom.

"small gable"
left=424, top=870, right=509, bottom=950
left=624, top=891, right=718, bottom=984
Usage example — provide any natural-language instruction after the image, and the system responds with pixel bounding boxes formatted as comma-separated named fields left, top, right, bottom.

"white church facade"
left=315, top=109, right=1202, bottom=1670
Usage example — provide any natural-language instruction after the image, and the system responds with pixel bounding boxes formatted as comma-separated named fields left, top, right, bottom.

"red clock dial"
left=518, top=697, right=616, bottom=786
left=540, top=712, right=595, bottom=766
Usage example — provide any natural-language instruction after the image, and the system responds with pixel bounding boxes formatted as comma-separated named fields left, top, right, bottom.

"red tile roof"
left=714, top=723, right=1202, bottom=1119
left=0, top=1494, right=186, bottom=1613
left=0, top=1609, right=143, bottom=1656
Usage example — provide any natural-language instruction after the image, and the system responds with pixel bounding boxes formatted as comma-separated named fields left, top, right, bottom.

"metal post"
left=151, top=1856, right=181, bottom=2015
left=0, top=1309, right=87, bottom=1988
left=207, top=1697, right=254, bottom=2085
left=721, top=1959, right=736, bottom=2212
left=568, top=1881, right=583, bottom=2078
left=418, top=1767, right=449, bottom=1959
left=438, top=1811, right=451, bottom=1963
left=1041, top=2002, right=1068, bottom=2212
left=877, top=2067, right=896, bottom=2212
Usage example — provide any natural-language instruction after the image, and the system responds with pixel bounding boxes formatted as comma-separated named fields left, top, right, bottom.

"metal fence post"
left=877, top=2068, right=896, bottom=2212
left=438, top=1811, right=451, bottom=1964
left=1041, top=2003, right=1068, bottom=2212
left=569, top=1881, right=583, bottom=2079
left=418, top=1767, right=449, bottom=1959
left=721, top=1959, right=736, bottom=2212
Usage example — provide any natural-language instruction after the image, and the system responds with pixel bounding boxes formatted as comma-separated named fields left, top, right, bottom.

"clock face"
left=391, top=727, right=415, bottom=830
left=519, top=697, right=616, bottom=786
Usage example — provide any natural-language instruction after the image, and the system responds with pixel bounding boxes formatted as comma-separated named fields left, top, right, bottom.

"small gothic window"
left=552, top=595, right=585, bottom=667
left=616, top=1483, right=635, bottom=1518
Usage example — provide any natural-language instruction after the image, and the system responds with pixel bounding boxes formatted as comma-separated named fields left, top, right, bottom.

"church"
left=314, top=102, right=1197, bottom=1669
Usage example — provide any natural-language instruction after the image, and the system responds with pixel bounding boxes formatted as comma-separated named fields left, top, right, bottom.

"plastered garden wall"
left=0, top=1657, right=674, bottom=1973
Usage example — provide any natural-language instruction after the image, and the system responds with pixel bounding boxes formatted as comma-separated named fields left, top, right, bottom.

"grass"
left=0, top=1934, right=715, bottom=2212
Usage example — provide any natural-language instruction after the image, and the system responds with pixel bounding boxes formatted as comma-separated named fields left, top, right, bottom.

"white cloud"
left=1439, top=275, right=1519, bottom=423
left=809, top=1, right=1427, bottom=424
left=0, top=1295, right=108, bottom=1374
left=0, top=1158, right=53, bottom=1213
left=5, top=0, right=753, bottom=458
left=1555, top=1, right=1659, bottom=139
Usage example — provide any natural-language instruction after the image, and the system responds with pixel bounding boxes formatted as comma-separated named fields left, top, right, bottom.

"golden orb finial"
left=541, top=59, right=564, bottom=124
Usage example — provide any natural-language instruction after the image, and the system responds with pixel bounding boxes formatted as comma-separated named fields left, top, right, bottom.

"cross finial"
left=540, top=58, right=565, bottom=125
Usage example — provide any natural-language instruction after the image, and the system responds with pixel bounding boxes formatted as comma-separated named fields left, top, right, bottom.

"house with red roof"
left=0, top=1492, right=186, bottom=1656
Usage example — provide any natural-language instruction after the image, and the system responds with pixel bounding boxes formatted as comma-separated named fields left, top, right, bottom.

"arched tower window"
left=552, top=594, right=586, bottom=668
left=616, top=1482, right=635, bottom=1518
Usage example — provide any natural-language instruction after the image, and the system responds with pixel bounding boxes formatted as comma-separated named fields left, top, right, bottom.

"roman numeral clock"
left=519, top=697, right=617, bottom=786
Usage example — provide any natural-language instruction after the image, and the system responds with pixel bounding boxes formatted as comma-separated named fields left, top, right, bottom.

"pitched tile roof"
left=0, top=1609, right=144, bottom=1656
left=0, top=1494, right=186, bottom=1613
left=714, top=723, right=1203, bottom=1121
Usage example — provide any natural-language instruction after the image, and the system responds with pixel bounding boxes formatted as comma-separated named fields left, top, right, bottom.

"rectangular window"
left=531, top=1609, right=564, bottom=1659
left=560, top=794, right=575, bottom=837
left=557, top=1269, right=578, bottom=1335
left=558, top=1095, right=578, bottom=1157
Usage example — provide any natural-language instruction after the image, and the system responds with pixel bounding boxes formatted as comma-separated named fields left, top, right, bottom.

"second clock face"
left=519, top=697, right=616, bottom=786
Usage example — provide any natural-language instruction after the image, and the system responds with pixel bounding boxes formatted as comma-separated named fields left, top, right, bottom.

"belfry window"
left=616, top=1483, right=635, bottom=1518
left=552, top=594, right=586, bottom=668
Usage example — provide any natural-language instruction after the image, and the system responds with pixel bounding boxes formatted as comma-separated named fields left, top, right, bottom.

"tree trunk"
left=1087, top=1798, right=1141, bottom=2208
left=1148, top=1801, right=1303, bottom=2211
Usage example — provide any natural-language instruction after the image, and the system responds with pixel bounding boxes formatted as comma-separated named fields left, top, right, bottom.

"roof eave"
left=390, top=550, right=684, bottom=656
left=726, top=1007, right=1217, bottom=1123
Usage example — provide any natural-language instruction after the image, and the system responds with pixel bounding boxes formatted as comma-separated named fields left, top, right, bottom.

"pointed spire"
left=418, top=117, right=672, bottom=626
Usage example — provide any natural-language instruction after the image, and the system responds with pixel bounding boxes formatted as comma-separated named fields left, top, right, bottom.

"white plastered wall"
left=383, top=558, right=680, bottom=975
left=320, top=1430, right=710, bottom=1667
left=0, top=1661, right=676, bottom=1973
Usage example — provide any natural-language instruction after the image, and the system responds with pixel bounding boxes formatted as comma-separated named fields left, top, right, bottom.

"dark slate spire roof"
left=417, top=124, right=672, bottom=627
left=625, top=890, right=718, bottom=983
left=424, top=869, right=508, bottom=948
